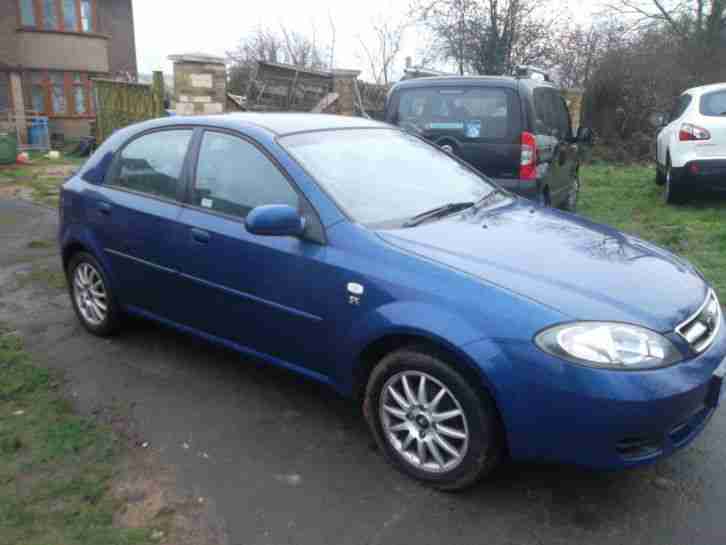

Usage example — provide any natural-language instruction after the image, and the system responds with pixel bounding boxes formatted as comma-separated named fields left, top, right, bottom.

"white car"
left=655, top=82, right=726, bottom=204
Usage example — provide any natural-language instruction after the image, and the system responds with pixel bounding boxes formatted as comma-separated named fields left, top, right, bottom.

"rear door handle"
left=98, top=201, right=112, bottom=216
left=190, top=228, right=210, bottom=244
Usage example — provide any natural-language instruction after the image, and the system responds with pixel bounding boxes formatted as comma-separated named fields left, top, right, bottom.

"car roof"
left=390, top=75, right=558, bottom=92
left=140, top=112, right=391, bottom=137
left=683, top=82, right=726, bottom=95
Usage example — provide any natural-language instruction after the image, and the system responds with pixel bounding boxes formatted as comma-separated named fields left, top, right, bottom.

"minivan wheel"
left=364, top=347, right=502, bottom=491
left=67, top=252, right=121, bottom=336
left=538, top=188, right=551, bottom=207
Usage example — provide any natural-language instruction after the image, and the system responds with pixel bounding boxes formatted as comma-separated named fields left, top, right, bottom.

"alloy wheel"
left=379, top=371, right=469, bottom=474
left=73, top=262, right=108, bottom=326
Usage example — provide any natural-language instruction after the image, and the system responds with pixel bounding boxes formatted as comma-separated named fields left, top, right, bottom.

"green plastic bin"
left=0, top=132, right=18, bottom=165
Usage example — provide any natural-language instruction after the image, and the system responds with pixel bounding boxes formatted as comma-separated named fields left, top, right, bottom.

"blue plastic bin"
left=28, top=117, right=49, bottom=147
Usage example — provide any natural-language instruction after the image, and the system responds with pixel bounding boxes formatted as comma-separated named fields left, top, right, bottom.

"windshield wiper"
left=404, top=201, right=475, bottom=228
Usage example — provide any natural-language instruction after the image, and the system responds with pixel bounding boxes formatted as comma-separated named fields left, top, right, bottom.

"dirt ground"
left=3, top=196, right=726, bottom=545
left=0, top=197, right=228, bottom=545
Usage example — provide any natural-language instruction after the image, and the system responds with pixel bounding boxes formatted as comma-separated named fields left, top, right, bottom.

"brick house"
left=0, top=0, right=137, bottom=140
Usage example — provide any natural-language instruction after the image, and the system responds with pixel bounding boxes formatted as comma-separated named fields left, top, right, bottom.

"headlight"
left=535, top=322, right=683, bottom=369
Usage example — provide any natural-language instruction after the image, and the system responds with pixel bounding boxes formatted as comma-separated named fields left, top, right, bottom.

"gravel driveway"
left=2, top=197, right=725, bottom=545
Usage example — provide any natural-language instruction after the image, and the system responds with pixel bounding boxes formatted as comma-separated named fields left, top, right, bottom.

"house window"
left=49, top=72, right=66, bottom=114
left=26, top=71, right=94, bottom=117
left=42, top=0, right=59, bottom=30
left=19, top=0, right=35, bottom=26
left=18, top=0, right=96, bottom=33
left=81, top=0, right=93, bottom=32
left=30, top=73, right=46, bottom=113
left=63, top=0, right=78, bottom=31
left=72, top=73, right=86, bottom=114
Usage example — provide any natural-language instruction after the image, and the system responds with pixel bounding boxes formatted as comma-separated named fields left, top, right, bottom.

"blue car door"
left=175, top=130, right=335, bottom=378
left=90, top=128, right=193, bottom=321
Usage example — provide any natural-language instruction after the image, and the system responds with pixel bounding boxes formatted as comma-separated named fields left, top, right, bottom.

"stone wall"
left=171, top=54, right=226, bottom=116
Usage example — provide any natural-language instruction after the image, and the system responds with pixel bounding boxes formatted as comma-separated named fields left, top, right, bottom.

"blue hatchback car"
left=59, top=114, right=725, bottom=490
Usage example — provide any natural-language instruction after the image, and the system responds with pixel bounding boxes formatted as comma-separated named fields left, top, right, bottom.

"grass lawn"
left=0, top=330, right=154, bottom=545
left=580, top=163, right=726, bottom=302
left=0, top=153, right=85, bottom=208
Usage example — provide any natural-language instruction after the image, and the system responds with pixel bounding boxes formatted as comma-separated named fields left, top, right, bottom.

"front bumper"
left=468, top=318, right=726, bottom=470
left=673, top=160, right=726, bottom=192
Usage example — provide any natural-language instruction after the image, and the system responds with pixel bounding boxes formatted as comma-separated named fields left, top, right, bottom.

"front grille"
left=676, top=290, right=722, bottom=354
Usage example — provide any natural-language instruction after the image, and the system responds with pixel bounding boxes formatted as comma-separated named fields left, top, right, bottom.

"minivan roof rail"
left=514, top=65, right=551, bottom=82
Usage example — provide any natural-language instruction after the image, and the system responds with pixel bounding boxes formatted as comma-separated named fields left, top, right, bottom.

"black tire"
left=363, top=347, right=503, bottom=491
left=538, top=187, right=551, bottom=207
left=67, top=252, right=121, bottom=337
left=655, top=165, right=666, bottom=186
left=664, top=158, right=686, bottom=205
left=655, top=146, right=666, bottom=185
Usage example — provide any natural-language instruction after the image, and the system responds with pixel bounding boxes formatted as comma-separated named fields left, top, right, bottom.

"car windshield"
left=280, top=129, right=495, bottom=227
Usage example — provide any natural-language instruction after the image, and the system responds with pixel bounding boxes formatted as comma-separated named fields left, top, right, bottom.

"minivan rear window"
left=396, top=87, right=511, bottom=140
left=700, top=90, right=726, bottom=117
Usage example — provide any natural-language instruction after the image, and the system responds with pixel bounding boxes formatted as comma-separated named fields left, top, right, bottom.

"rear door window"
left=700, top=90, right=726, bottom=117
left=111, top=129, right=193, bottom=201
left=396, top=87, right=513, bottom=140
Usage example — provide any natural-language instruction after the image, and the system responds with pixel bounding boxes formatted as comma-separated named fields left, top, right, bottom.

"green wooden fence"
left=93, top=71, right=165, bottom=143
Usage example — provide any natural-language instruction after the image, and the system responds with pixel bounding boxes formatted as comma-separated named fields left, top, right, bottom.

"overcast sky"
left=132, top=0, right=605, bottom=78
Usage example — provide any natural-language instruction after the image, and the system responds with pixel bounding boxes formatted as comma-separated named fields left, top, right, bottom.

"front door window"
left=193, top=131, right=299, bottom=219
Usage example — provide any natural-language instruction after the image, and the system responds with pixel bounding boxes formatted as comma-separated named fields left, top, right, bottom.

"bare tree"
left=357, top=17, right=407, bottom=85
left=604, top=0, right=725, bottom=47
left=328, top=11, right=337, bottom=70
left=227, top=25, right=329, bottom=94
left=279, top=25, right=327, bottom=70
left=411, top=0, right=478, bottom=75
left=411, top=0, right=557, bottom=76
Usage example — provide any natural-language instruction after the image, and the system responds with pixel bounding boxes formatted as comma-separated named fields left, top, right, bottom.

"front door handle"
left=190, top=228, right=210, bottom=244
left=98, top=201, right=112, bottom=216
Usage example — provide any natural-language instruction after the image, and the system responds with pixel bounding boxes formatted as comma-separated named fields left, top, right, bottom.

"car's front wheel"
left=67, top=252, right=121, bottom=336
left=364, top=347, right=502, bottom=491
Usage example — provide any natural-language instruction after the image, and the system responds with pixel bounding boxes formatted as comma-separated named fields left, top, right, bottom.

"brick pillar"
left=331, top=69, right=361, bottom=116
left=169, top=53, right=227, bottom=116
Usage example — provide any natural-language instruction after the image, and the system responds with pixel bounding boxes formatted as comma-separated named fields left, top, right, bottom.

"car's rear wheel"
left=655, top=165, right=666, bottom=186
left=664, top=159, right=686, bottom=205
left=364, top=347, right=502, bottom=491
left=67, top=252, right=121, bottom=336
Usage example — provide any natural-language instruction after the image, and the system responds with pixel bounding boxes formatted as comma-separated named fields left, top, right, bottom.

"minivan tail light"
left=679, top=123, right=710, bottom=141
left=520, top=132, right=537, bottom=181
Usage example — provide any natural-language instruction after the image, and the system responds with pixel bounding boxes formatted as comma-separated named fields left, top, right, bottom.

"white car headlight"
left=535, top=322, right=683, bottom=369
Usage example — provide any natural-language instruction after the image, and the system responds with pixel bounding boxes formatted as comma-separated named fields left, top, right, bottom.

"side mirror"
left=245, top=205, right=305, bottom=237
left=576, top=127, right=594, bottom=145
left=648, top=112, right=667, bottom=129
